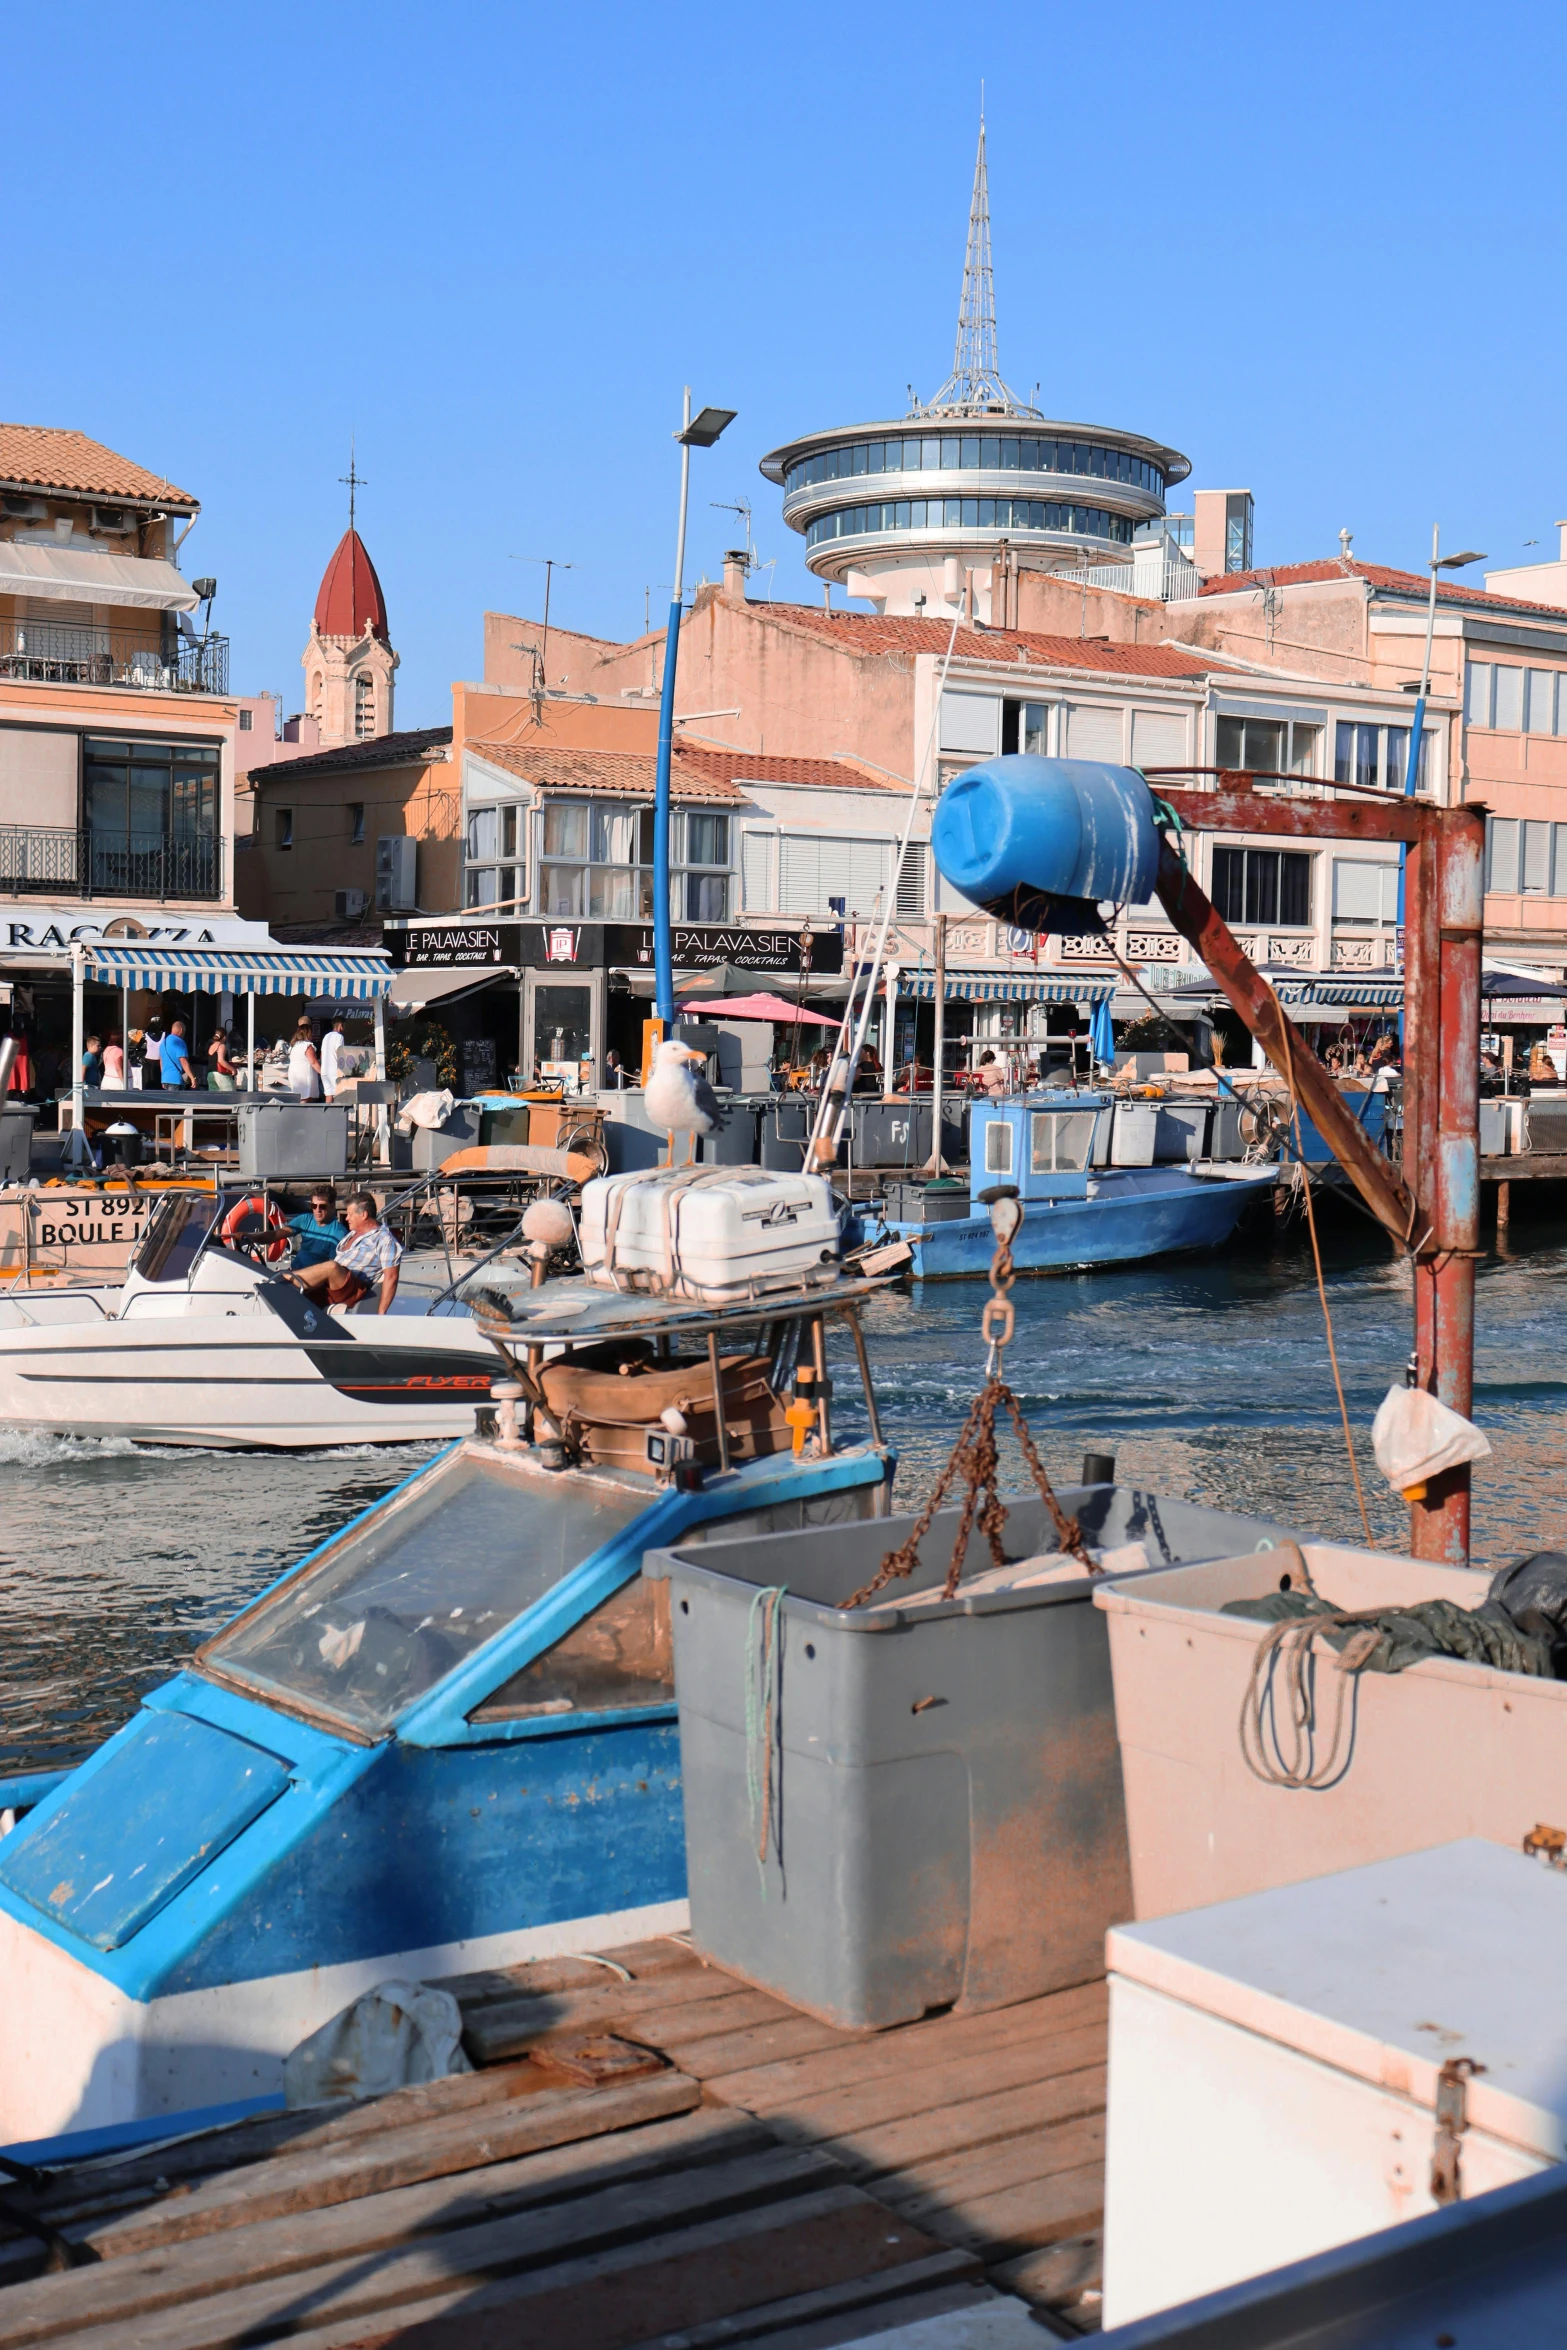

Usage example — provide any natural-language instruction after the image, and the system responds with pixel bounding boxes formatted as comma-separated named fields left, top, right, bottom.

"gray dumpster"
left=649, top=1481, right=1297, bottom=2031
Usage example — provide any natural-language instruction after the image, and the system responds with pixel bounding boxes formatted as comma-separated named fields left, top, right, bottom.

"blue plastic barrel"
left=932, top=755, right=1159, bottom=934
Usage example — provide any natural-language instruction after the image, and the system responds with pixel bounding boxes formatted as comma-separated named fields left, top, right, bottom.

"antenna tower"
left=917, top=110, right=1036, bottom=419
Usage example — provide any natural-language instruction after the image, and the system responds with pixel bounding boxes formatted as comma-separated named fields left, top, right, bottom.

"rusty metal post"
left=1152, top=841, right=1419, bottom=1245
left=1409, top=808, right=1484, bottom=1562
left=1403, top=821, right=1440, bottom=1420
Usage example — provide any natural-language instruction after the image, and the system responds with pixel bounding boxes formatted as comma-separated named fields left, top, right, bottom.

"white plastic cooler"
left=1101, top=1840, right=1567, bottom=2327
left=580, top=1167, right=840, bottom=1301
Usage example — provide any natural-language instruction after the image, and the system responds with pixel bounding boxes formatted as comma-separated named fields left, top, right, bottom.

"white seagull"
left=646, top=1040, right=726, bottom=1167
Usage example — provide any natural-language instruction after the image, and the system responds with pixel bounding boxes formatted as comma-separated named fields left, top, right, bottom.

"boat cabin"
left=0, top=1275, right=894, bottom=2142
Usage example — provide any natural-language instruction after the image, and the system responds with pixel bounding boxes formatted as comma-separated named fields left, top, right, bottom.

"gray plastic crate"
left=649, top=1482, right=1296, bottom=2031
left=883, top=1178, right=970, bottom=1223
left=237, top=1102, right=349, bottom=1180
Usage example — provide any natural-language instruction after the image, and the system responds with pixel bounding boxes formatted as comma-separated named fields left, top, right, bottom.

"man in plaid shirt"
left=291, top=1190, right=402, bottom=1314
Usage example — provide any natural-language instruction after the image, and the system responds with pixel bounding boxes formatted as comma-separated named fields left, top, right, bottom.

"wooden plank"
left=621, top=1988, right=801, bottom=2049
left=821, top=2066, right=1106, bottom=2181
left=702, top=1983, right=1106, bottom=2112
left=740, top=2022, right=1107, bottom=2145
left=78, top=2074, right=700, bottom=2262
left=888, top=2162, right=1106, bottom=2262
left=988, top=2236, right=1103, bottom=2314
left=433, top=1939, right=703, bottom=2013
left=26, top=2058, right=562, bottom=2219
left=38, top=2178, right=881, bottom=2350
left=874, top=2111, right=1105, bottom=2215
left=458, top=1969, right=751, bottom=2064
left=238, top=2186, right=952, bottom=2350
left=654, top=2012, right=858, bottom=2083
left=0, top=2139, right=836, bottom=2348
left=608, top=2251, right=986, bottom=2350
left=0, top=2113, right=767, bottom=2340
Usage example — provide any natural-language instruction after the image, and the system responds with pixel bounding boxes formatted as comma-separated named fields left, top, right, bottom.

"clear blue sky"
left=8, top=1, right=1563, bottom=726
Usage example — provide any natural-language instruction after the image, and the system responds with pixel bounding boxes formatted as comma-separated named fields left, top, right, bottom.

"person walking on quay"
left=80, top=1034, right=104, bottom=1089
left=101, top=1032, right=124, bottom=1088
left=290, top=1190, right=401, bottom=1314
left=159, top=1019, right=193, bottom=1089
left=319, top=1015, right=345, bottom=1097
left=206, top=1030, right=239, bottom=1090
left=288, top=1020, right=323, bottom=1101
left=287, top=1186, right=348, bottom=1269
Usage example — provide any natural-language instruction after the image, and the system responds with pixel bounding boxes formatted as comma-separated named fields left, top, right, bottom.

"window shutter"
left=741, top=831, right=775, bottom=913
left=896, top=842, right=927, bottom=918
left=1065, top=704, right=1124, bottom=760
left=1130, top=710, right=1186, bottom=767
left=778, top=834, right=892, bottom=917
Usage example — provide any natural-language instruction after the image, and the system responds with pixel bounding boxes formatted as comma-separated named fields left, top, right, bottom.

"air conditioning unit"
left=335, top=888, right=370, bottom=920
left=375, top=836, right=417, bottom=913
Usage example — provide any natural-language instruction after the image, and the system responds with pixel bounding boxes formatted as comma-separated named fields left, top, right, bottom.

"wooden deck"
left=0, top=1938, right=1107, bottom=2348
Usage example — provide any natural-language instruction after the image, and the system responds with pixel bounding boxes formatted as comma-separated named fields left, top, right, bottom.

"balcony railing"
left=0, top=620, right=229, bottom=696
left=0, top=828, right=223, bottom=901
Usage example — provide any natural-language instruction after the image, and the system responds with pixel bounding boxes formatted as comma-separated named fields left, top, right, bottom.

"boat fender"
left=220, top=1195, right=290, bottom=1261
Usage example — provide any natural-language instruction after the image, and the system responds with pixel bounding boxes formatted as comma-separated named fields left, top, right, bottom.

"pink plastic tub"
left=1091, top=1541, right=1553, bottom=1919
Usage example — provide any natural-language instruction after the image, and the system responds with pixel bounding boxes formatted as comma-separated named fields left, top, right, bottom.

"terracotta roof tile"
left=672, top=745, right=896, bottom=791
left=750, top=601, right=1218, bottom=677
left=468, top=742, right=742, bottom=802
left=0, top=424, right=197, bottom=508
left=245, top=725, right=451, bottom=784
left=1199, top=557, right=1567, bottom=619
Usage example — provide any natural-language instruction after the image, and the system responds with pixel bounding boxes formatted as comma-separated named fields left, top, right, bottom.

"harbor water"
left=4, top=1219, right=1565, bottom=1772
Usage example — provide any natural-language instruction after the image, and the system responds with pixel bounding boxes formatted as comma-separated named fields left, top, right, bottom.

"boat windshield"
left=133, top=1194, right=218, bottom=1283
left=199, top=1450, right=650, bottom=1735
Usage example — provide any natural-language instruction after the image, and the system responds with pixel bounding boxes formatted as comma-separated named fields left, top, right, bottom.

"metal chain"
left=839, top=1223, right=1090, bottom=1611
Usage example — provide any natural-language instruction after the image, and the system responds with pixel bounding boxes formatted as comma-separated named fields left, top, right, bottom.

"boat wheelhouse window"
left=471, top=1576, right=674, bottom=1722
left=133, top=1194, right=215, bottom=1283
left=983, top=1119, right=1014, bottom=1174
left=1031, top=1110, right=1099, bottom=1173
left=200, top=1451, right=648, bottom=1735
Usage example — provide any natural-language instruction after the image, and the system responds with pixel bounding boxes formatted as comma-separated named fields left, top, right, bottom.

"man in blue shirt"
left=159, top=1019, right=193, bottom=1088
left=287, top=1187, right=348, bottom=1269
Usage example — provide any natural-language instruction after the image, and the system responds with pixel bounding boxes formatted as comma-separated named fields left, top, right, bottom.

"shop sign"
left=388, top=921, right=524, bottom=969
left=386, top=919, right=841, bottom=975
left=2, top=912, right=245, bottom=952
left=601, top=923, right=842, bottom=975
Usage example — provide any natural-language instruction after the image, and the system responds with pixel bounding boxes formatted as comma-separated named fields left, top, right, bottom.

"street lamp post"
left=653, top=393, right=736, bottom=1029
left=1397, top=533, right=1486, bottom=1021
left=1403, top=527, right=1487, bottom=798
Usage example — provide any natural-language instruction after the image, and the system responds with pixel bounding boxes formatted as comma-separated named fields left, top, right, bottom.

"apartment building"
left=0, top=423, right=252, bottom=1061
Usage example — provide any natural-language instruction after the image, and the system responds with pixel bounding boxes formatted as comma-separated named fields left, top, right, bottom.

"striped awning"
left=81, top=943, right=394, bottom=1000
left=901, top=971, right=1115, bottom=1006
left=1289, top=979, right=1403, bottom=1008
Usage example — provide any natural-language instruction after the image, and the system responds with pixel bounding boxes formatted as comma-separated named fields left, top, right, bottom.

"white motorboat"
left=0, top=1190, right=501, bottom=1448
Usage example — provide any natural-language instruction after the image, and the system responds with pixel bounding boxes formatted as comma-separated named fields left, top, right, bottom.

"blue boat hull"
left=881, top=1169, right=1275, bottom=1279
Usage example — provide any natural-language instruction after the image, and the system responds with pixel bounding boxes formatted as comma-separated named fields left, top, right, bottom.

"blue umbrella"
left=1090, top=996, right=1115, bottom=1066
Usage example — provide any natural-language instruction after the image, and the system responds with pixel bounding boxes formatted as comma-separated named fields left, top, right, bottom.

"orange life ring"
left=220, top=1195, right=289, bottom=1262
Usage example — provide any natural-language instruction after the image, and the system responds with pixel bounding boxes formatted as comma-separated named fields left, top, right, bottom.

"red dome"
left=313, top=528, right=389, bottom=640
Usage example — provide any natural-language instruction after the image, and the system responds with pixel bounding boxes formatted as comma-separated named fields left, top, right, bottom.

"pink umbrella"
left=677, top=991, right=838, bottom=1026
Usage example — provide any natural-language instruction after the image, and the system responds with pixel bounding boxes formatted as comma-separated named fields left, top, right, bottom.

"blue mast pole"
left=1397, top=527, right=1441, bottom=1055
left=653, top=389, right=693, bottom=1029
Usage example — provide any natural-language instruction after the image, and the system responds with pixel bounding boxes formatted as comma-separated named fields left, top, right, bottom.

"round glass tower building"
left=760, top=123, right=1190, bottom=622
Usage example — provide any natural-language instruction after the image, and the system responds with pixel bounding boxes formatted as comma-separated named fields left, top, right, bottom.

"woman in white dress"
left=288, top=1020, right=323, bottom=1101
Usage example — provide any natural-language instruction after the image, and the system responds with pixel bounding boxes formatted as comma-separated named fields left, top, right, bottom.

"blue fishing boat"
left=864, top=1092, right=1277, bottom=1279
left=0, top=1267, right=895, bottom=2145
